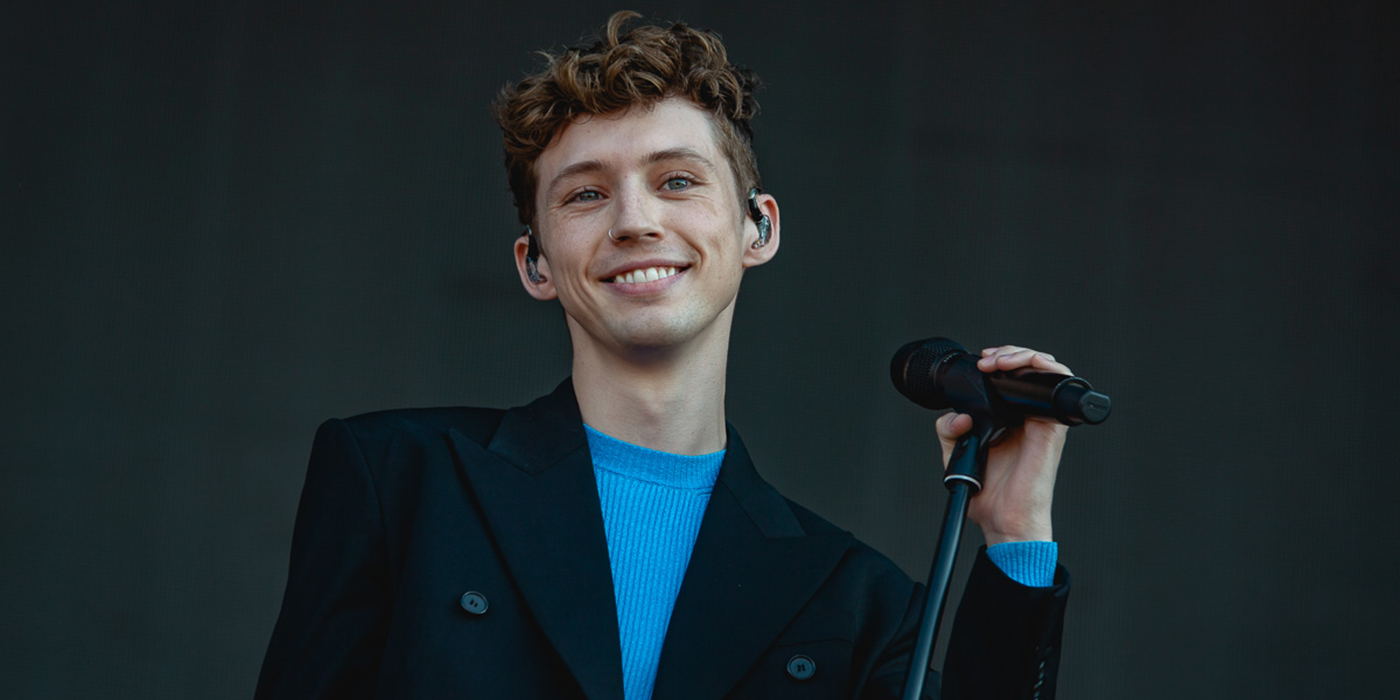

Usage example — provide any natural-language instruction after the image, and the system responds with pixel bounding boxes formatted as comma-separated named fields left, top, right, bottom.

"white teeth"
left=612, top=266, right=680, bottom=284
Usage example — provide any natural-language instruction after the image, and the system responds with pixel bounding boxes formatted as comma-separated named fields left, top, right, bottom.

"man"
left=257, top=12, right=1070, bottom=699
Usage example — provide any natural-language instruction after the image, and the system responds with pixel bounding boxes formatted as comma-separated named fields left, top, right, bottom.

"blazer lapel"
left=651, top=427, right=854, bottom=700
left=448, top=379, right=624, bottom=700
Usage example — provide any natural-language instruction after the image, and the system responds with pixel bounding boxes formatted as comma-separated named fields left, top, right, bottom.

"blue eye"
left=664, top=177, right=691, bottom=191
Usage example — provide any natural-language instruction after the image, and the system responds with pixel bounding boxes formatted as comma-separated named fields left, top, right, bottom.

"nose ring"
left=607, top=227, right=618, bottom=241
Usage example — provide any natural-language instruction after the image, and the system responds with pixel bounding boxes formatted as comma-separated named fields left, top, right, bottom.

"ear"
left=513, top=234, right=557, bottom=300
left=741, top=192, right=780, bottom=268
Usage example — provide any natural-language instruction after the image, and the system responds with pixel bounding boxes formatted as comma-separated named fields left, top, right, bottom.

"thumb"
left=936, top=412, right=973, bottom=469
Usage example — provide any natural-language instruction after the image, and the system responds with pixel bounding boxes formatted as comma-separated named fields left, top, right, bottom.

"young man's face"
left=516, top=97, right=779, bottom=357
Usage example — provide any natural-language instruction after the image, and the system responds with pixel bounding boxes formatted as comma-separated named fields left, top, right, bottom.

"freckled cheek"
left=539, top=235, right=594, bottom=277
left=671, top=212, right=746, bottom=252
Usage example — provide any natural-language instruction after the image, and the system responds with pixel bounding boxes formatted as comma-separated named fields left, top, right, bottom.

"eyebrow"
left=545, top=160, right=606, bottom=201
left=543, top=148, right=719, bottom=202
left=645, top=147, right=717, bottom=171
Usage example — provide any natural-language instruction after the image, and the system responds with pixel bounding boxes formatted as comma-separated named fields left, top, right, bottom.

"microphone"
left=890, top=337, right=1111, bottom=426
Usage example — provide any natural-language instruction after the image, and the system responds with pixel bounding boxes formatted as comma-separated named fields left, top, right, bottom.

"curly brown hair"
left=492, top=11, right=763, bottom=227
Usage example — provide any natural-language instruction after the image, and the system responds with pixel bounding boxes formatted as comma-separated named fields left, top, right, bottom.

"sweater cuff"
left=985, top=541, right=1058, bottom=587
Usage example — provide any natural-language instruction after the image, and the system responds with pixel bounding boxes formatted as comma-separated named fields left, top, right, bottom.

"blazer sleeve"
left=255, top=419, right=392, bottom=700
left=940, top=546, right=1070, bottom=700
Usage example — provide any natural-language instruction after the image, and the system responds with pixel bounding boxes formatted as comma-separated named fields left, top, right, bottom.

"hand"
left=935, top=345, right=1071, bottom=545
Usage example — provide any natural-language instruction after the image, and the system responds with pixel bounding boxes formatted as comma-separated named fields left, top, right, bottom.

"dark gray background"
left=3, top=1, right=1396, bottom=697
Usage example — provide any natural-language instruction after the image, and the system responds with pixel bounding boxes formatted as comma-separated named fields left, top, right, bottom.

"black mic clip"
left=938, top=366, right=1004, bottom=493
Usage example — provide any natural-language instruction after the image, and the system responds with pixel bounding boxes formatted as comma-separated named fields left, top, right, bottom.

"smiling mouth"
left=607, top=266, right=685, bottom=284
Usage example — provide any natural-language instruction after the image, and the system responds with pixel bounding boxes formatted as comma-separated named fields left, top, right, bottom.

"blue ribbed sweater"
left=584, top=424, right=1056, bottom=700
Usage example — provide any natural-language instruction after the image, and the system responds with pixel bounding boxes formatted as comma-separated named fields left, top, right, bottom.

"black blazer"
left=256, top=379, right=1069, bottom=699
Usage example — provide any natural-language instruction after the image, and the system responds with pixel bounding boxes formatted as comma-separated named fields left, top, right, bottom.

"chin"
left=608, top=315, right=708, bottom=352
left=615, top=327, right=692, bottom=351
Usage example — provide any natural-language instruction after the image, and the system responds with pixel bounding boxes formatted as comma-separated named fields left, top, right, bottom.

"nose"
left=608, top=183, right=663, bottom=243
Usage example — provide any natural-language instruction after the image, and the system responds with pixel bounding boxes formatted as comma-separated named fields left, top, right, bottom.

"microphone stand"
left=899, top=417, right=999, bottom=700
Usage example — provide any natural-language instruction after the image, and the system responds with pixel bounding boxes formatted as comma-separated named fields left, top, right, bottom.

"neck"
left=568, top=311, right=732, bottom=456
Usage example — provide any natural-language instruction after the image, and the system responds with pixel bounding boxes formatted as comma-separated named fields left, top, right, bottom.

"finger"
left=979, top=347, right=1036, bottom=370
left=980, top=348, right=1070, bottom=374
left=936, top=411, right=973, bottom=441
left=981, top=345, right=1026, bottom=358
left=1027, top=352, right=1073, bottom=376
left=977, top=345, right=1025, bottom=369
left=936, top=412, right=973, bottom=470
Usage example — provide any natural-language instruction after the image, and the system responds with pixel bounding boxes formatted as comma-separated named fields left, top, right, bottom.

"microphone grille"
left=890, top=337, right=967, bottom=410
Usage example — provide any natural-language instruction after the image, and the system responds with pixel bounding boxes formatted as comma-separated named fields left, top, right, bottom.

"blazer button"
left=460, top=591, right=489, bottom=615
left=786, top=654, right=816, bottom=681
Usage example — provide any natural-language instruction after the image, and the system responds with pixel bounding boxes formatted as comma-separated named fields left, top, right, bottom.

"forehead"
left=536, top=98, right=727, bottom=184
